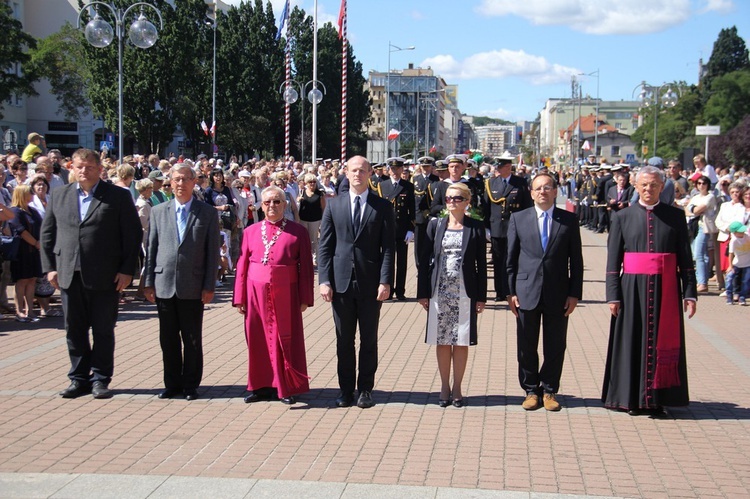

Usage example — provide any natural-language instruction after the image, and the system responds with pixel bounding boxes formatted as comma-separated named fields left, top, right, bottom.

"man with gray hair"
left=603, top=165, right=696, bottom=416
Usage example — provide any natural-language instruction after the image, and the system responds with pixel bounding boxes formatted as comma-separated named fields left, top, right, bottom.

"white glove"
left=485, top=229, right=491, bottom=242
left=404, top=231, right=414, bottom=243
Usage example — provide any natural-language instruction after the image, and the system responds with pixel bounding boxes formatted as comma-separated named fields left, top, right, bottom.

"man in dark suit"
left=318, top=155, right=395, bottom=409
left=377, top=157, right=415, bottom=300
left=412, top=156, right=439, bottom=265
left=143, top=164, right=220, bottom=401
left=40, top=148, right=142, bottom=399
left=507, top=172, right=584, bottom=412
left=595, top=164, right=614, bottom=233
left=484, top=153, right=532, bottom=301
left=605, top=170, right=633, bottom=229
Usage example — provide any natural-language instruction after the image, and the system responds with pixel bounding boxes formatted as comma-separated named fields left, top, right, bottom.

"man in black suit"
left=605, top=170, right=633, bottom=229
left=143, top=164, right=220, bottom=401
left=318, top=155, right=395, bottom=409
left=377, top=157, right=415, bottom=300
left=595, top=164, right=614, bottom=233
left=484, top=153, right=532, bottom=301
left=40, top=148, right=142, bottom=399
left=412, top=156, right=440, bottom=265
left=507, top=172, right=584, bottom=412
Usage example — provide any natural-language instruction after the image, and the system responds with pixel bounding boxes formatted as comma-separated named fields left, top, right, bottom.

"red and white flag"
left=337, top=0, right=347, bottom=39
left=387, top=128, right=401, bottom=141
left=210, top=121, right=216, bottom=138
left=200, top=120, right=209, bottom=136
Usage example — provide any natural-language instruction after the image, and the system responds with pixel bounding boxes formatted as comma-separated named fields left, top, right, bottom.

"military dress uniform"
left=483, top=168, right=532, bottom=300
left=412, top=156, right=440, bottom=265
left=378, top=157, right=416, bottom=300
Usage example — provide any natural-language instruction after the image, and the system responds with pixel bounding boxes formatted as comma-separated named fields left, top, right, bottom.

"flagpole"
left=311, top=0, right=319, bottom=164
left=339, top=0, right=347, bottom=164
left=284, top=41, right=291, bottom=160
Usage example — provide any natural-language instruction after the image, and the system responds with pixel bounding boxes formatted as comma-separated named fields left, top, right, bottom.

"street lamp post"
left=386, top=42, right=415, bottom=160
left=279, top=79, right=327, bottom=163
left=633, top=81, right=679, bottom=158
left=78, top=2, right=162, bottom=164
left=578, top=69, right=600, bottom=158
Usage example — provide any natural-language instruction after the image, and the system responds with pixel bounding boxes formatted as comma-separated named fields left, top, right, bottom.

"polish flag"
left=387, top=128, right=400, bottom=141
left=210, top=121, right=216, bottom=138
left=201, top=120, right=209, bottom=136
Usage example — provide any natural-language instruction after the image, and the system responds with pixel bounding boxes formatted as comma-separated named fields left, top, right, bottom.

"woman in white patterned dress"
left=417, top=182, right=487, bottom=408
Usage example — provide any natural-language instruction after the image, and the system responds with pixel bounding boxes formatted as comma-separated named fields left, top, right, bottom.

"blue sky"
left=224, top=0, right=750, bottom=122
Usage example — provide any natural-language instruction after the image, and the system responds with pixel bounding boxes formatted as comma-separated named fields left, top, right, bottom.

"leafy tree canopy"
left=0, top=3, right=38, bottom=119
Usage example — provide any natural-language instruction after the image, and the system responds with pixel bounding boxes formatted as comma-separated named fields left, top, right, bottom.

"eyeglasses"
left=445, top=195, right=467, bottom=203
left=263, top=199, right=283, bottom=206
left=307, top=181, right=317, bottom=185
left=696, top=181, right=709, bottom=185
left=532, top=185, right=555, bottom=192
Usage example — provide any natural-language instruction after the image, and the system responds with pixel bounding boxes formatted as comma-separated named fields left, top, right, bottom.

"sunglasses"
left=445, top=195, right=467, bottom=203
left=263, top=199, right=283, bottom=206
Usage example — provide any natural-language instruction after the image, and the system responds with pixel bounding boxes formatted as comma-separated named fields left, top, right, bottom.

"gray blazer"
left=40, top=181, right=142, bottom=290
left=144, top=198, right=221, bottom=300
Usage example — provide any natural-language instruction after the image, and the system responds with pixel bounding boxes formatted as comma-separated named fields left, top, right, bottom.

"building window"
left=610, top=146, right=620, bottom=157
left=614, top=122, right=622, bottom=129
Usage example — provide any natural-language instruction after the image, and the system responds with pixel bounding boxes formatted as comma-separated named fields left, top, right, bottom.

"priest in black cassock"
left=602, top=165, right=697, bottom=416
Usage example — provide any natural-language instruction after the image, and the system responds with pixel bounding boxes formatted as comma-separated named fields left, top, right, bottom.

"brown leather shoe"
left=543, top=393, right=561, bottom=411
left=522, top=393, right=541, bottom=410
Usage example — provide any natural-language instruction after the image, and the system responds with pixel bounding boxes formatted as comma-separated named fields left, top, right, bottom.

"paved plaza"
left=1, top=220, right=749, bottom=498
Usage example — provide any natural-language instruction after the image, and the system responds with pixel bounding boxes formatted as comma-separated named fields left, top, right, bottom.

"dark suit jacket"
left=377, top=178, right=415, bottom=239
left=40, top=181, right=141, bottom=290
left=416, top=217, right=487, bottom=302
left=484, top=175, right=532, bottom=238
left=506, top=206, right=584, bottom=311
left=413, top=173, right=439, bottom=224
left=606, top=184, right=634, bottom=210
left=144, top=198, right=221, bottom=300
left=318, top=191, right=395, bottom=296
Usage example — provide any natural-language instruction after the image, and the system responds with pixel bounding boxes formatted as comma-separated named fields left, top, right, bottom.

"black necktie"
left=353, top=195, right=361, bottom=234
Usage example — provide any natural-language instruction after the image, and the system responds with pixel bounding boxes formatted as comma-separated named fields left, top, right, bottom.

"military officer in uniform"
left=483, top=151, right=532, bottom=301
left=595, top=164, right=613, bottom=233
left=434, top=160, right=449, bottom=180
left=466, top=159, right=486, bottom=218
left=412, top=156, right=440, bottom=265
left=429, top=155, right=482, bottom=218
left=369, top=163, right=387, bottom=191
left=377, top=157, right=416, bottom=300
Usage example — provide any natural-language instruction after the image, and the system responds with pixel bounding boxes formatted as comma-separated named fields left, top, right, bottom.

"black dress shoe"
left=92, top=381, right=113, bottom=399
left=59, top=381, right=91, bottom=399
left=183, top=389, right=199, bottom=401
left=158, top=388, right=181, bottom=399
left=335, top=391, right=355, bottom=407
left=280, top=396, right=296, bottom=405
left=357, top=390, right=374, bottom=409
left=244, top=391, right=261, bottom=403
left=438, top=399, right=451, bottom=408
left=396, top=295, right=406, bottom=301
left=452, top=398, right=466, bottom=408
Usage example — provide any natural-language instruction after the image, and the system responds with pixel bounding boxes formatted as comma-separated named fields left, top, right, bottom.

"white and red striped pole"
left=339, top=0, right=348, bottom=164
left=284, top=42, right=292, bottom=160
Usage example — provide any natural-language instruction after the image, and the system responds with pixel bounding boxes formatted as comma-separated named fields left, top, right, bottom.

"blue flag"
left=275, top=0, right=289, bottom=41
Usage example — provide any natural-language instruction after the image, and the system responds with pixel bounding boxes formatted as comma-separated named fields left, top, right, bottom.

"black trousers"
left=414, top=222, right=428, bottom=267
left=61, top=272, right=119, bottom=385
left=516, top=300, right=568, bottom=395
left=331, top=277, right=381, bottom=394
left=491, top=236, right=509, bottom=300
left=156, top=296, right=205, bottom=391
left=392, top=238, right=408, bottom=298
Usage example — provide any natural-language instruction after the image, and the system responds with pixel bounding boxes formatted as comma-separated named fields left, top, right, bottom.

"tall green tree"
left=0, top=3, right=38, bottom=119
left=702, top=26, right=749, bottom=92
left=285, top=9, right=370, bottom=161
left=703, top=69, right=750, bottom=132
left=216, top=0, right=284, bottom=157
left=27, top=23, right=90, bottom=121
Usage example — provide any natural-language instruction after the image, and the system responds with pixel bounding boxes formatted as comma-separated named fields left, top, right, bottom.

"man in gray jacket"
left=144, top=163, right=220, bottom=401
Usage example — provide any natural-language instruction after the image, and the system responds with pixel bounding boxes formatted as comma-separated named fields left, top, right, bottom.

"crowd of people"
left=2, top=135, right=748, bottom=417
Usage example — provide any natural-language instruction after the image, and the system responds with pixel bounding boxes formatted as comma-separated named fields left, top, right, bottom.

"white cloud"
left=420, top=50, right=580, bottom=85
left=700, top=0, right=734, bottom=13
left=480, top=107, right=512, bottom=119
left=475, top=0, right=699, bottom=35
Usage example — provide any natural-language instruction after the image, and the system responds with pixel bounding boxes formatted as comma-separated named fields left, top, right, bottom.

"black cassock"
left=602, top=202, right=697, bottom=411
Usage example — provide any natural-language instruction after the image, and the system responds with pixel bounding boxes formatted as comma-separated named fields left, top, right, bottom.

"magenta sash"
left=623, top=252, right=681, bottom=389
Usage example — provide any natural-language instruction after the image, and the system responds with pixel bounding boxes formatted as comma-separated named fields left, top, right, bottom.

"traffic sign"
left=696, top=125, right=720, bottom=136
left=100, top=141, right=114, bottom=151
left=106, top=132, right=115, bottom=143
left=626, top=154, right=636, bottom=163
